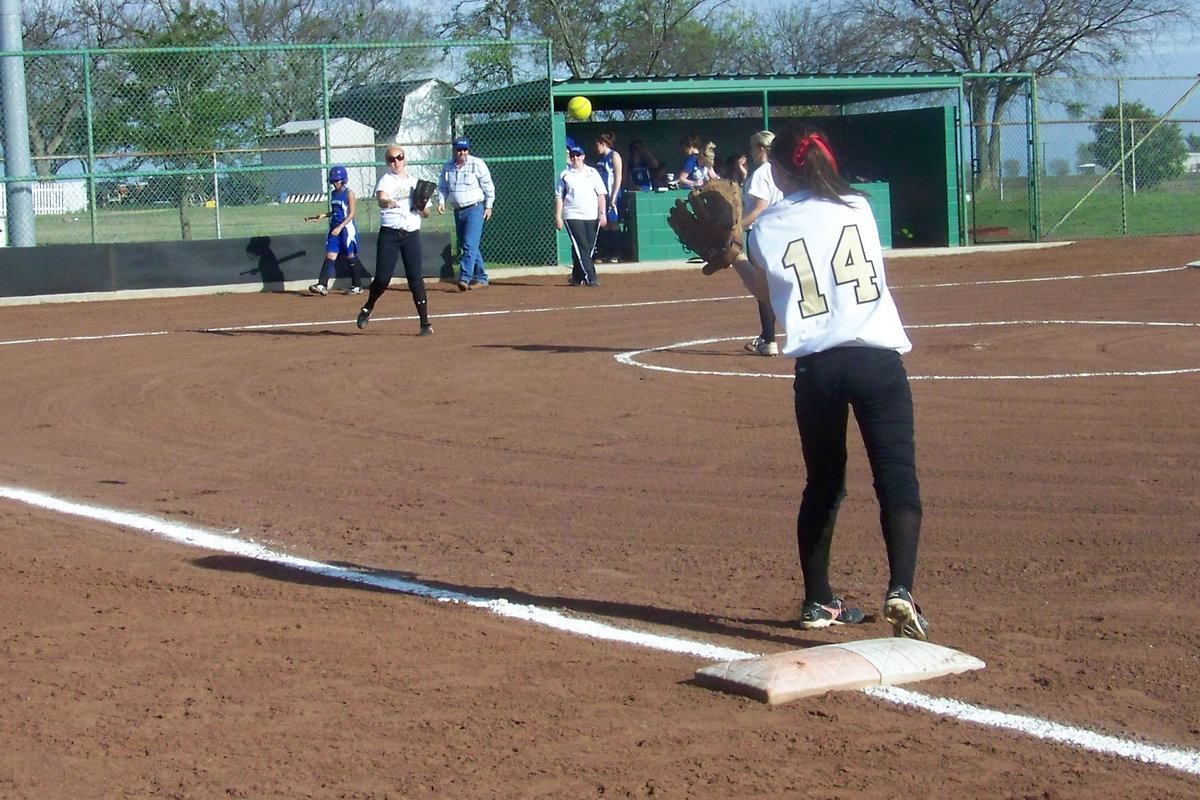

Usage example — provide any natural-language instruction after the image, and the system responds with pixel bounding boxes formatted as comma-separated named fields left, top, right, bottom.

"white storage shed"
left=262, top=118, right=376, bottom=202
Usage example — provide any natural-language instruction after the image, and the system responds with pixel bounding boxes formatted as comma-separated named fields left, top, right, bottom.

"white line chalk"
left=2, top=484, right=1199, bottom=778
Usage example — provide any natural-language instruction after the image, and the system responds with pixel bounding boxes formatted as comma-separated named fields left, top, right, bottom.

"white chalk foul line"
left=0, top=295, right=751, bottom=348
left=3, top=483, right=1199, bottom=778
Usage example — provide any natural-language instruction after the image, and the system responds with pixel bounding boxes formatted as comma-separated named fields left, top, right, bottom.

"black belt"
left=454, top=201, right=481, bottom=211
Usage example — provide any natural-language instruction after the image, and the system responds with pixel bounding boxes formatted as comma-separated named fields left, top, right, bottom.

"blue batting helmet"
left=328, top=166, right=348, bottom=183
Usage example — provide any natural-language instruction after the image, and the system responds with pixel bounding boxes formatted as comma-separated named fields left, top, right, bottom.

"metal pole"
left=1, top=0, right=37, bottom=246
left=1117, top=79, right=1127, bottom=236
left=1129, top=119, right=1137, bottom=195
left=212, top=150, right=221, bottom=238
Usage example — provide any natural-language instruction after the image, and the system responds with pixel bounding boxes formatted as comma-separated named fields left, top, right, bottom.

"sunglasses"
left=386, top=154, right=405, bottom=162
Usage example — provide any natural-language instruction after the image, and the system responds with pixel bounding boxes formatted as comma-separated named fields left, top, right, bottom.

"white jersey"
left=743, top=163, right=783, bottom=221
left=747, top=189, right=911, bottom=358
left=556, top=166, right=606, bottom=220
left=376, top=172, right=423, bottom=232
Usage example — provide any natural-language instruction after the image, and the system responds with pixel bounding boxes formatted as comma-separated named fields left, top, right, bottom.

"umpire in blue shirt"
left=437, top=138, right=496, bottom=290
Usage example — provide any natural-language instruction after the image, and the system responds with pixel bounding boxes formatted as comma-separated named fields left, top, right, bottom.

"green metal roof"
left=552, top=73, right=962, bottom=112
left=446, top=72, right=962, bottom=116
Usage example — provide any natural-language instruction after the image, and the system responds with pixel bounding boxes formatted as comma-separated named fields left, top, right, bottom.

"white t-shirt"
left=556, top=166, right=606, bottom=220
left=744, top=163, right=783, bottom=221
left=376, top=172, right=424, bottom=232
left=747, top=190, right=911, bottom=358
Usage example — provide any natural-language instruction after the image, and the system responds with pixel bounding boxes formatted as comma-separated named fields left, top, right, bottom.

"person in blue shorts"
left=306, top=166, right=366, bottom=296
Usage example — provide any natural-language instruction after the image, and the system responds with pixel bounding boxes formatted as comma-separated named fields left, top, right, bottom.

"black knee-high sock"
left=364, top=285, right=384, bottom=311
left=797, top=487, right=846, bottom=604
left=348, top=257, right=366, bottom=288
left=881, top=504, right=922, bottom=592
left=318, top=257, right=336, bottom=284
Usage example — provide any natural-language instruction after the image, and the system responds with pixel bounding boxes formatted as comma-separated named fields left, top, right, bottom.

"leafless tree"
left=442, top=0, right=734, bottom=80
left=847, top=0, right=1194, bottom=183
left=21, top=0, right=152, bottom=175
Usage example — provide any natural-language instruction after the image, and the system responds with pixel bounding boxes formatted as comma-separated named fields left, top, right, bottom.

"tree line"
left=18, top=0, right=1195, bottom=188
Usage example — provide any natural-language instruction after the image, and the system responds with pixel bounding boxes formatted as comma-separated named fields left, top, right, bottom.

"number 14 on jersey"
left=784, top=224, right=881, bottom=318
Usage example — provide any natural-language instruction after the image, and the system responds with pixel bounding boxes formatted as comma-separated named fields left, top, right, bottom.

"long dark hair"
left=769, top=125, right=863, bottom=206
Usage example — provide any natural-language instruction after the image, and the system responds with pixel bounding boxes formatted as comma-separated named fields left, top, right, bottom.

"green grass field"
left=970, top=172, right=1200, bottom=242
left=34, top=200, right=457, bottom=246
left=29, top=171, right=1200, bottom=250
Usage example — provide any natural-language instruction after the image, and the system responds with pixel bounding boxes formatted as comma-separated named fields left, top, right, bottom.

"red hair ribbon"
left=793, top=134, right=838, bottom=172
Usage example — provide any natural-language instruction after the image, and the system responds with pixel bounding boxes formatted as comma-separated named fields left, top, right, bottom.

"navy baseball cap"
left=567, top=139, right=585, bottom=155
left=453, top=138, right=470, bottom=150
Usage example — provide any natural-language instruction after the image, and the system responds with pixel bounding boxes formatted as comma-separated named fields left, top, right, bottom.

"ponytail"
left=769, top=125, right=862, bottom=206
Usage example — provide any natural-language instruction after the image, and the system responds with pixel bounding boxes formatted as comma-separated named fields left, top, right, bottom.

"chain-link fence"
left=0, top=41, right=558, bottom=266
left=6, top=48, right=1200, bottom=253
left=960, top=74, right=1037, bottom=244
left=1036, top=75, right=1200, bottom=241
left=964, top=74, right=1200, bottom=243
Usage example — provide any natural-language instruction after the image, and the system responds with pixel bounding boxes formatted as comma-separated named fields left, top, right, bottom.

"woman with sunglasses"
left=554, top=141, right=607, bottom=287
left=355, top=145, right=433, bottom=335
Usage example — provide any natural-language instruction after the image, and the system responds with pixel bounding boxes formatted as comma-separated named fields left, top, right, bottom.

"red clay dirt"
left=2, top=235, right=1199, bottom=799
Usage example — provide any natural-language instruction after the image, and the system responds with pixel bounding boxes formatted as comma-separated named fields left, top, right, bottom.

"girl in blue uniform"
left=306, top=166, right=366, bottom=295
left=593, top=132, right=624, bottom=263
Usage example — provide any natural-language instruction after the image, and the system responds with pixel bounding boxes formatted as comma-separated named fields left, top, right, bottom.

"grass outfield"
left=971, top=172, right=1200, bottom=242
left=33, top=200, right=457, bottom=245
left=30, top=172, right=1200, bottom=248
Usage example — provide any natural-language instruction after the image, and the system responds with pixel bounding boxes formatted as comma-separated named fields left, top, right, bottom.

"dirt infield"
left=2, top=235, right=1199, bottom=799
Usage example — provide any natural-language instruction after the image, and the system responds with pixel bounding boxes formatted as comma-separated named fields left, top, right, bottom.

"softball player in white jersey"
left=740, top=124, right=929, bottom=640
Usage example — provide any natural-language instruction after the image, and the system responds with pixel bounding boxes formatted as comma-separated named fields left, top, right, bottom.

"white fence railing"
left=0, top=181, right=89, bottom=216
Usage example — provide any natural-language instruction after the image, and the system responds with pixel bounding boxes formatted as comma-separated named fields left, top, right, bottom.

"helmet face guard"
left=329, top=166, right=348, bottom=184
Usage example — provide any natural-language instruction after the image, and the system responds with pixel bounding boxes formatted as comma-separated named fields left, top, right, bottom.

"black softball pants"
left=563, top=217, right=600, bottom=285
left=792, top=346, right=922, bottom=605
left=368, top=226, right=428, bottom=324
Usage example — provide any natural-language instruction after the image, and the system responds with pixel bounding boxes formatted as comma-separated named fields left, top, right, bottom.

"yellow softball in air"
left=567, top=96, right=592, bottom=120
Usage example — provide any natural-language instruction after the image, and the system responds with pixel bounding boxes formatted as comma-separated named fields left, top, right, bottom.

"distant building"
left=261, top=118, right=376, bottom=202
left=330, top=78, right=456, bottom=182
left=1185, top=152, right=1200, bottom=173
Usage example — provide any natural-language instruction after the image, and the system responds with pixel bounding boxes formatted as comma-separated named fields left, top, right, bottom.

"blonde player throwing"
left=356, top=145, right=433, bottom=335
left=737, top=124, right=929, bottom=639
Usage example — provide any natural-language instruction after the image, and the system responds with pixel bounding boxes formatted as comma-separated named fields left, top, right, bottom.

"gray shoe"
left=744, top=336, right=778, bottom=356
left=884, top=586, right=930, bottom=641
left=800, top=597, right=866, bottom=629
left=356, top=306, right=371, bottom=329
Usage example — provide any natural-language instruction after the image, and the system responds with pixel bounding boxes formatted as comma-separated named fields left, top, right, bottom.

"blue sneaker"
left=800, top=597, right=866, bottom=629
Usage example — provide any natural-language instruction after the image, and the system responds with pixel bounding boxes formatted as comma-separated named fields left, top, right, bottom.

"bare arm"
left=741, top=196, right=770, bottom=229
left=610, top=151, right=623, bottom=206
left=732, top=256, right=770, bottom=306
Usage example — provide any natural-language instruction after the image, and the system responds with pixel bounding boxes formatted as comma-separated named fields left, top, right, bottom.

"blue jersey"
left=325, top=185, right=358, bottom=256
left=629, top=163, right=653, bottom=191
left=329, top=185, right=350, bottom=227
left=595, top=150, right=615, bottom=194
